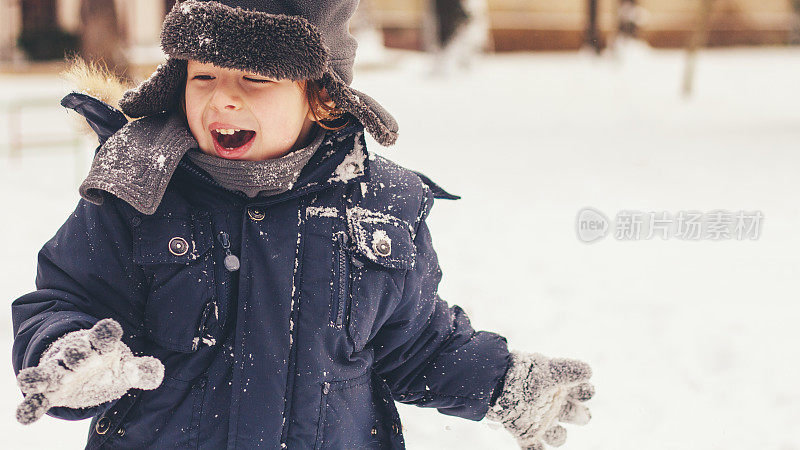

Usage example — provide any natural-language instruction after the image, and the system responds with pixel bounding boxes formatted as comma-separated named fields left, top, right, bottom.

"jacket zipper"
left=332, top=231, right=348, bottom=328
left=219, top=262, right=233, bottom=332
left=216, top=231, right=238, bottom=340
left=190, top=230, right=237, bottom=352
left=217, top=231, right=240, bottom=272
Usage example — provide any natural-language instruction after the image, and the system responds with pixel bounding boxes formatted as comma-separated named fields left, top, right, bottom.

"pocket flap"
left=346, top=207, right=416, bottom=270
left=133, top=213, right=212, bottom=265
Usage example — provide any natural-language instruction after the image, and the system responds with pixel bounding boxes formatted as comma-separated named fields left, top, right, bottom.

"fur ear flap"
left=119, top=59, right=187, bottom=118
left=320, top=68, right=399, bottom=147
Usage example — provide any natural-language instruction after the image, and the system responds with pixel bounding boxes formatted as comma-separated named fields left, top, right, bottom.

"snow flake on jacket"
left=11, top=102, right=511, bottom=449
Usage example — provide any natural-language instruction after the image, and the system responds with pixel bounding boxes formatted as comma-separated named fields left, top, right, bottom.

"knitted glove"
left=485, top=351, right=594, bottom=449
left=15, top=318, right=164, bottom=425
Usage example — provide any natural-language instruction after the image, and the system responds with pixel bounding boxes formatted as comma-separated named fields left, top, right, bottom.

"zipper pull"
left=217, top=231, right=240, bottom=272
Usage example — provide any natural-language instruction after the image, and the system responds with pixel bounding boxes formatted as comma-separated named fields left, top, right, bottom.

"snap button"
left=168, top=237, right=189, bottom=256
left=372, top=233, right=391, bottom=258
left=116, top=426, right=125, bottom=437
left=371, top=426, right=378, bottom=435
left=392, top=423, right=401, bottom=434
left=95, top=417, right=110, bottom=434
left=248, top=208, right=265, bottom=221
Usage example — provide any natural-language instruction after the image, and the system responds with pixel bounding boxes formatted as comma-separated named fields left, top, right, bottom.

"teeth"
left=215, top=129, right=241, bottom=135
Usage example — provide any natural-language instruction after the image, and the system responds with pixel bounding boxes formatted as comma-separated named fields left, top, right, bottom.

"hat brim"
left=162, top=0, right=327, bottom=80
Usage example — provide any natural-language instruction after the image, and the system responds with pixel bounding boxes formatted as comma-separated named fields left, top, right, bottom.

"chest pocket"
left=341, top=207, right=417, bottom=353
left=132, top=212, right=218, bottom=353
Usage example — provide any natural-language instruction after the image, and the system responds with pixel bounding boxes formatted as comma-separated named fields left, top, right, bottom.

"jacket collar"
left=79, top=111, right=370, bottom=215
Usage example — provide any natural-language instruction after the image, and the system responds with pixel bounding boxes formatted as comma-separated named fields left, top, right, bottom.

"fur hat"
left=119, top=0, right=398, bottom=146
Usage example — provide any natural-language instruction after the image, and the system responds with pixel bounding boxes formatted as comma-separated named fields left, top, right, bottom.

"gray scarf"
left=79, top=113, right=331, bottom=215
left=186, top=126, right=326, bottom=198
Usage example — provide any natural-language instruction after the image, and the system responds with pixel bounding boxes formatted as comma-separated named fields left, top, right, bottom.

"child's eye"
left=192, top=75, right=215, bottom=81
left=244, top=77, right=273, bottom=84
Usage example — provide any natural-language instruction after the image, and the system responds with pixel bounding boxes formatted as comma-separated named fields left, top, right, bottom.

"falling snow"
left=2, top=47, right=799, bottom=450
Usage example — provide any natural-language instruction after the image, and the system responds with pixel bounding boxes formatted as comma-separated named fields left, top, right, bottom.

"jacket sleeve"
left=10, top=198, right=145, bottom=421
left=371, top=190, right=512, bottom=421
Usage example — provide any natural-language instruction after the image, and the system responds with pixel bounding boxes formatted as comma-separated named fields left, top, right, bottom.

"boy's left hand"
left=485, top=351, right=594, bottom=449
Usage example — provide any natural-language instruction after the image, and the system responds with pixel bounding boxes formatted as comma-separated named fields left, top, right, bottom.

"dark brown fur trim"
left=320, top=68, right=399, bottom=146
left=161, top=0, right=328, bottom=81
left=119, top=59, right=186, bottom=118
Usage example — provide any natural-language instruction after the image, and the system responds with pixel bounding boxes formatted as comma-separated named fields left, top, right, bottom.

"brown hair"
left=304, top=79, right=349, bottom=130
left=178, top=77, right=349, bottom=130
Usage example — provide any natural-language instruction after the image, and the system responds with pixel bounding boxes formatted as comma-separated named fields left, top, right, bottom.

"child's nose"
left=210, top=88, right=242, bottom=111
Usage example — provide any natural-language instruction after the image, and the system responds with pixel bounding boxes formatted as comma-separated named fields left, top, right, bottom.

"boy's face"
left=184, top=60, right=317, bottom=161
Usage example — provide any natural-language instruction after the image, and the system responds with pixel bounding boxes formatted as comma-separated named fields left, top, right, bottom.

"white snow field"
left=2, top=45, right=799, bottom=449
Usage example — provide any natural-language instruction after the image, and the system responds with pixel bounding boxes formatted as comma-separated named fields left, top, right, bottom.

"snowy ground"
left=2, top=45, right=799, bottom=449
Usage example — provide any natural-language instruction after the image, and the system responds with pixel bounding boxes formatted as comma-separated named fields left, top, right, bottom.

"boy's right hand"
left=15, top=318, right=164, bottom=425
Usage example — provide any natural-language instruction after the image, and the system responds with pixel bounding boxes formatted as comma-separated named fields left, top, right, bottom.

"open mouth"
left=210, top=128, right=256, bottom=150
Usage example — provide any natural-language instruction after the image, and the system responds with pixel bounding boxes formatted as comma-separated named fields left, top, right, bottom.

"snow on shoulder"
left=328, top=130, right=366, bottom=183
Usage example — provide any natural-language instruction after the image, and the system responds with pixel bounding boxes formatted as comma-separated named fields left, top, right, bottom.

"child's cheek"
left=188, top=127, right=205, bottom=149
left=183, top=99, right=208, bottom=148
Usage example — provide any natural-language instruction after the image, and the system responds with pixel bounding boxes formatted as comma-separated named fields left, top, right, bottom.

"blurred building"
left=0, top=0, right=797, bottom=65
left=376, top=0, right=797, bottom=50
left=0, top=0, right=171, bottom=66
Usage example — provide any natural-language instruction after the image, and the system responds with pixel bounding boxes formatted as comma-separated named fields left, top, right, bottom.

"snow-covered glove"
left=485, top=351, right=594, bottom=449
left=15, top=318, right=164, bottom=425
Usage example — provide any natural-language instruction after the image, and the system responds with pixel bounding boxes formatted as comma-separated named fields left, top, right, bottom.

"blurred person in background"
left=792, top=0, right=800, bottom=44
left=618, top=0, right=640, bottom=38
left=423, top=0, right=492, bottom=76
left=79, top=0, right=129, bottom=80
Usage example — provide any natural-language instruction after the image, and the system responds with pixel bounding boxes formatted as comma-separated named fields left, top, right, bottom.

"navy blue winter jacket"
left=11, top=96, right=512, bottom=449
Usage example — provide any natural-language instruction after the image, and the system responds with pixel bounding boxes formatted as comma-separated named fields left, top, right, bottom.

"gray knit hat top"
left=119, top=0, right=398, bottom=146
